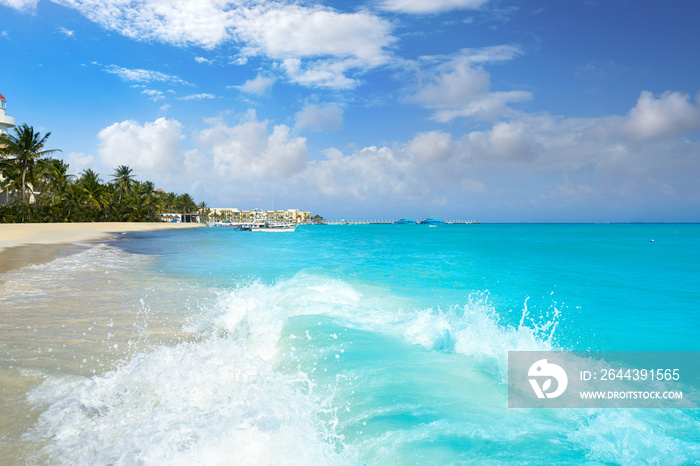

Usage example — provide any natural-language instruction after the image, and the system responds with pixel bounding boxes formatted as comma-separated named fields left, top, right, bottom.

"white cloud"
left=234, top=4, right=394, bottom=88
left=379, top=0, right=490, bottom=14
left=196, top=111, right=307, bottom=180
left=235, top=75, right=276, bottom=96
left=302, top=89, right=700, bottom=212
left=64, top=152, right=96, bottom=174
left=233, top=5, right=392, bottom=65
left=295, top=103, right=343, bottom=132
left=433, top=91, right=532, bottom=122
left=307, top=145, right=412, bottom=199
left=280, top=58, right=361, bottom=89
left=104, top=65, right=190, bottom=86
left=50, top=1, right=394, bottom=88
left=194, top=56, right=213, bottom=64
left=622, top=91, right=700, bottom=140
left=0, top=0, right=38, bottom=12
left=141, top=89, right=164, bottom=101
left=409, top=47, right=531, bottom=121
left=466, top=120, right=541, bottom=161
left=178, top=93, right=217, bottom=100
left=58, top=27, right=75, bottom=37
left=407, top=131, right=453, bottom=163
left=97, top=118, right=184, bottom=173
left=53, top=0, right=232, bottom=48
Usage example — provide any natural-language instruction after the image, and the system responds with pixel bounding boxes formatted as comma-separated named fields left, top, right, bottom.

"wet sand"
left=0, top=222, right=203, bottom=273
left=0, top=223, right=203, bottom=462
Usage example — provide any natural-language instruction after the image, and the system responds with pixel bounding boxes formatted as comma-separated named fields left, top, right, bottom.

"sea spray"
left=6, top=224, right=700, bottom=464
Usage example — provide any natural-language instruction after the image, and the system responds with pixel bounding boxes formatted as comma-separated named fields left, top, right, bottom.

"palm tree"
left=164, top=192, right=178, bottom=212
left=78, top=169, right=109, bottom=219
left=111, top=165, right=136, bottom=202
left=0, top=124, right=61, bottom=203
left=197, top=201, right=210, bottom=222
left=59, top=183, right=85, bottom=221
left=133, top=181, right=157, bottom=221
left=0, top=159, right=23, bottom=204
left=176, top=193, right=197, bottom=221
left=39, top=158, right=75, bottom=206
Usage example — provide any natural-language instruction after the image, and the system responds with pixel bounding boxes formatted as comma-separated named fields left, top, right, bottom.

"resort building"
left=0, top=93, right=18, bottom=204
left=0, top=94, right=16, bottom=136
left=159, top=212, right=200, bottom=223
left=209, top=208, right=311, bottom=224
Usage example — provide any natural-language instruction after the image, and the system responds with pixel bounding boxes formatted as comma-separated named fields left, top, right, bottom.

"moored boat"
left=394, top=218, right=416, bottom=224
left=249, top=221, right=297, bottom=232
left=419, top=217, right=444, bottom=225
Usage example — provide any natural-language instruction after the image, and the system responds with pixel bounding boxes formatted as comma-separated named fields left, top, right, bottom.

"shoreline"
left=0, top=222, right=203, bottom=273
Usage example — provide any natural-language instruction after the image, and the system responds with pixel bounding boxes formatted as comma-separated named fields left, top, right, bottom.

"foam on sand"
left=0, top=222, right=202, bottom=272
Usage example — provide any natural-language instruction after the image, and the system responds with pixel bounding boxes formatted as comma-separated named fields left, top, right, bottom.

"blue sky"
left=2, top=0, right=700, bottom=222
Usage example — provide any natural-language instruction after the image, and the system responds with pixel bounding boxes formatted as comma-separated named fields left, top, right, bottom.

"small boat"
left=394, top=218, right=416, bottom=224
left=250, top=221, right=297, bottom=232
left=420, top=217, right=444, bottom=225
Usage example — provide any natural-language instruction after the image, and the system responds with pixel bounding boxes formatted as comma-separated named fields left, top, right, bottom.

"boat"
left=232, top=221, right=297, bottom=232
left=252, top=221, right=297, bottom=232
left=419, top=217, right=444, bottom=225
left=394, top=218, right=416, bottom=224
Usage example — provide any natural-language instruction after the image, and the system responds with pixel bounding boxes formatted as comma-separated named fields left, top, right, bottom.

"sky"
left=1, top=0, right=700, bottom=222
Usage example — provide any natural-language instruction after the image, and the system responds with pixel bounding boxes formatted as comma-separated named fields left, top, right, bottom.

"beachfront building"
left=0, top=93, right=18, bottom=204
left=209, top=208, right=311, bottom=224
left=158, top=212, right=201, bottom=223
left=0, top=94, right=16, bottom=136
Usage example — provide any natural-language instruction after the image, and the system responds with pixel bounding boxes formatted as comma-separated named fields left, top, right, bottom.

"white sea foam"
left=25, top=339, right=344, bottom=465
left=21, top=269, right=699, bottom=465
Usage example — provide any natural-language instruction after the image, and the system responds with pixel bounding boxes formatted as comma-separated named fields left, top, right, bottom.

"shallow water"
left=1, top=224, right=698, bottom=464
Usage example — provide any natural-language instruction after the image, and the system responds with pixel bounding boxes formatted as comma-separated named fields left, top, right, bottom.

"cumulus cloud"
left=622, top=91, right=700, bottom=140
left=234, top=4, right=394, bottom=88
left=301, top=88, right=700, bottom=214
left=407, top=131, right=453, bottom=163
left=409, top=46, right=531, bottom=121
left=379, top=0, right=490, bottom=14
left=78, top=87, right=700, bottom=220
left=233, top=5, right=392, bottom=64
left=467, top=120, right=541, bottom=161
left=196, top=111, right=307, bottom=180
left=64, top=152, right=96, bottom=174
left=98, top=118, right=184, bottom=173
left=307, top=146, right=413, bottom=199
left=235, top=75, right=276, bottom=96
left=280, top=57, right=362, bottom=89
left=295, top=103, right=343, bottom=132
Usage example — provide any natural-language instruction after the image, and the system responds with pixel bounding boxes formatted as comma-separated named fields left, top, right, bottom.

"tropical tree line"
left=0, top=124, right=209, bottom=223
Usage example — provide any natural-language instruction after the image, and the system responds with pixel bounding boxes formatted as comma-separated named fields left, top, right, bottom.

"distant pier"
left=325, top=220, right=479, bottom=225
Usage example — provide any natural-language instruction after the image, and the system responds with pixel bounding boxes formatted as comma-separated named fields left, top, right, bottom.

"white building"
left=0, top=93, right=18, bottom=204
left=0, top=93, right=16, bottom=136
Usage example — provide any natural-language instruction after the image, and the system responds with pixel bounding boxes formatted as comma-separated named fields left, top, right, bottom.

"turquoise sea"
left=1, top=224, right=699, bottom=464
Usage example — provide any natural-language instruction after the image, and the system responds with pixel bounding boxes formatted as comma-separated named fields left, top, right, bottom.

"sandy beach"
left=0, top=222, right=203, bottom=273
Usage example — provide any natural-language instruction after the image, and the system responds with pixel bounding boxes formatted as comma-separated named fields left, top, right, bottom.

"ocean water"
left=1, top=224, right=699, bottom=464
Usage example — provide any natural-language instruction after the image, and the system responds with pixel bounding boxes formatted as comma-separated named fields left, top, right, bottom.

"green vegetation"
left=0, top=124, right=207, bottom=223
